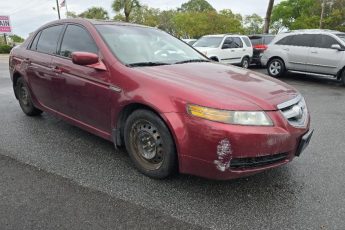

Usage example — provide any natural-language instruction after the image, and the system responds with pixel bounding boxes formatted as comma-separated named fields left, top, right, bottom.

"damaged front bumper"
left=164, top=111, right=311, bottom=180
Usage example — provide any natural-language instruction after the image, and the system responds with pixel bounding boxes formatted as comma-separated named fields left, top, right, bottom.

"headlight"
left=187, top=104, right=273, bottom=126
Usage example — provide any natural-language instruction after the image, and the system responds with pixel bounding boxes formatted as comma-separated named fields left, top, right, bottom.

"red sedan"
left=9, top=19, right=313, bottom=180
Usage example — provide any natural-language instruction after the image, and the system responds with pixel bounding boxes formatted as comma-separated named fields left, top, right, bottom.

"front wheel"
left=340, top=69, right=345, bottom=86
left=124, top=109, right=177, bottom=179
left=241, top=57, right=250, bottom=69
left=267, top=58, right=285, bottom=78
left=16, top=77, right=43, bottom=116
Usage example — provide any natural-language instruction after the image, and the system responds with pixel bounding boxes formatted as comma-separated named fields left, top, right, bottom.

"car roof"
left=41, top=18, right=150, bottom=29
left=284, top=29, right=342, bottom=35
left=202, top=34, right=247, bottom=38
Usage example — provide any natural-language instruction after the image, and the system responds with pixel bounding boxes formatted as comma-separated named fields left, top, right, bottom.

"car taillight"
left=253, top=44, right=268, bottom=51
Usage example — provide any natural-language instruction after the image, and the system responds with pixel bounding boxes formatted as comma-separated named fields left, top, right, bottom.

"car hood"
left=132, top=62, right=299, bottom=111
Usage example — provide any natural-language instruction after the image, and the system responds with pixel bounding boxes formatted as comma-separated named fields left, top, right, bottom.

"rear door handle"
left=283, top=48, right=289, bottom=51
left=23, top=58, right=31, bottom=64
left=311, top=51, right=318, bottom=54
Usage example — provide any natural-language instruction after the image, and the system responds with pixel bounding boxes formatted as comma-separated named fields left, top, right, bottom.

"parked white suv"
left=261, top=29, right=345, bottom=85
left=193, top=34, right=253, bottom=68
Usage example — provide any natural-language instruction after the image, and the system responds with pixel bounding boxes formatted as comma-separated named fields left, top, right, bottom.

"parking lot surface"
left=1, top=55, right=345, bottom=229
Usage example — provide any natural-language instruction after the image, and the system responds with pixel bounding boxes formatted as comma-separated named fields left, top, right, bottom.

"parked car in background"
left=248, top=34, right=275, bottom=66
left=193, top=34, right=253, bottom=68
left=182, top=39, right=197, bottom=46
left=9, top=19, right=312, bottom=180
left=261, top=29, right=345, bottom=85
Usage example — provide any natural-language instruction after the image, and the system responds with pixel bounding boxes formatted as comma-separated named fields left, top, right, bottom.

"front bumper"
left=164, top=111, right=311, bottom=180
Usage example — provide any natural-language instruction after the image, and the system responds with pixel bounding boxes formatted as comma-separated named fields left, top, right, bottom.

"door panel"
left=285, top=46, right=310, bottom=71
left=51, top=57, right=112, bottom=133
left=306, top=35, right=344, bottom=75
left=219, top=37, right=243, bottom=64
left=26, top=52, right=56, bottom=108
left=25, top=24, right=65, bottom=110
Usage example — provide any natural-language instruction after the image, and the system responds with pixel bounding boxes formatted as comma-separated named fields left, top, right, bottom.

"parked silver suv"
left=261, top=29, right=345, bottom=85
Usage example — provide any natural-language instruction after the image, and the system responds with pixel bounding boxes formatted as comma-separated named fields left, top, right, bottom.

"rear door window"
left=227, top=37, right=243, bottom=48
left=29, top=31, right=41, bottom=51
left=290, top=34, right=314, bottom=47
left=59, top=24, right=98, bottom=58
left=276, top=34, right=313, bottom=47
left=276, top=35, right=293, bottom=45
left=36, top=25, right=64, bottom=54
left=242, top=37, right=252, bottom=47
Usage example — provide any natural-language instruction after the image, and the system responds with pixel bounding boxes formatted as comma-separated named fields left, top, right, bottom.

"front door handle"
left=283, top=48, right=289, bottom=51
left=311, top=51, right=318, bottom=54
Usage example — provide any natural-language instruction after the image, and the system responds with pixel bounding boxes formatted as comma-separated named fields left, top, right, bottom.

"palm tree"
left=263, top=0, right=275, bottom=33
left=112, top=0, right=140, bottom=22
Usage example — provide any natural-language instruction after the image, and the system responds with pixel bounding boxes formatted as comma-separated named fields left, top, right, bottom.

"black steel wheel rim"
left=129, top=119, right=164, bottom=170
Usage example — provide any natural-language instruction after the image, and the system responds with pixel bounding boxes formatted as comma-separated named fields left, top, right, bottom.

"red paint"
left=9, top=19, right=311, bottom=180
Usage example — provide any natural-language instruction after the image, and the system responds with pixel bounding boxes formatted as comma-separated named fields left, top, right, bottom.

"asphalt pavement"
left=1, top=55, right=345, bottom=229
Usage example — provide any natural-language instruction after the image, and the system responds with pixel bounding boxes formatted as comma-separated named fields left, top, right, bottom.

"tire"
left=340, top=69, right=345, bottom=86
left=267, top=58, right=285, bottom=78
left=241, top=57, right=250, bottom=69
left=16, top=77, right=43, bottom=116
left=124, top=109, right=177, bottom=179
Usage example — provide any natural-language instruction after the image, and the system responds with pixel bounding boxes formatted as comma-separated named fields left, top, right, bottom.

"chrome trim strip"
left=109, top=85, right=122, bottom=93
left=288, top=70, right=335, bottom=78
left=305, top=63, right=337, bottom=68
left=277, top=95, right=301, bottom=110
left=289, top=61, right=305, bottom=65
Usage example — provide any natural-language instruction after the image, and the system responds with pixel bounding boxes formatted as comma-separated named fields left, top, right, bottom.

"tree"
left=79, top=7, right=109, bottom=20
left=129, top=5, right=160, bottom=26
left=9, top=34, right=24, bottom=43
left=112, top=0, right=141, bottom=22
left=179, top=0, right=216, bottom=13
left=244, top=14, right=264, bottom=34
left=271, top=0, right=320, bottom=31
left=66, top=11, right=78, bottom=18
left=263, top=0, right=275, bottom=33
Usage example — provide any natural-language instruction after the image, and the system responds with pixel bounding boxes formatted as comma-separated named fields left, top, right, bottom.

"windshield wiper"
left=174, top=59, right=210, bottom=64
left=127, top=62, right=171, bottom=67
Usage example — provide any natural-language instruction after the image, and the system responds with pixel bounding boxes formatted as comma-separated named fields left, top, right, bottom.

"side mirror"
left=331, top=44, right=344, bottom=51
left=71, top=52, right=107, bottom=70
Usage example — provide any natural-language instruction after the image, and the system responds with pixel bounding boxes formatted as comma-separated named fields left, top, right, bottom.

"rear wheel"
left=267, top=58, right=285, bottom=78
left=124, top=109, right=177, bottom=179
left=241, top=57, right=250, bottom=69
left=16, top=77, right=42, bottom=116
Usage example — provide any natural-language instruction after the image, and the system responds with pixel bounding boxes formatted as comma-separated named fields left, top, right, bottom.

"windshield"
left=96, top=25, right=206, bottom=66
left=336, top=34, right=345, bottom=43
left=193, top=37, right=223, bottom=48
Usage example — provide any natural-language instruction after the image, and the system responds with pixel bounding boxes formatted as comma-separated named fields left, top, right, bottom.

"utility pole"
left=320, top=0, right=325, bottom=29
left=56, top=0, right=61, bottom=19
left=264, top=0, right=275, bottom=34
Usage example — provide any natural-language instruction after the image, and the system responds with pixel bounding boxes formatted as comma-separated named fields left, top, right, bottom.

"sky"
left=2, top=0, right=283, bottom=38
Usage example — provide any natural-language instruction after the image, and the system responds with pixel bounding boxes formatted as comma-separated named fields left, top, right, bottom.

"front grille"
left=230, top=153, right=288, bottom=169
left=277, top=95, right=308, bottom=128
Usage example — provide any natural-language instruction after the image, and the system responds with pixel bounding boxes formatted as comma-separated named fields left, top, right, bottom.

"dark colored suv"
left=249, top=35, right=275, bottom=66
